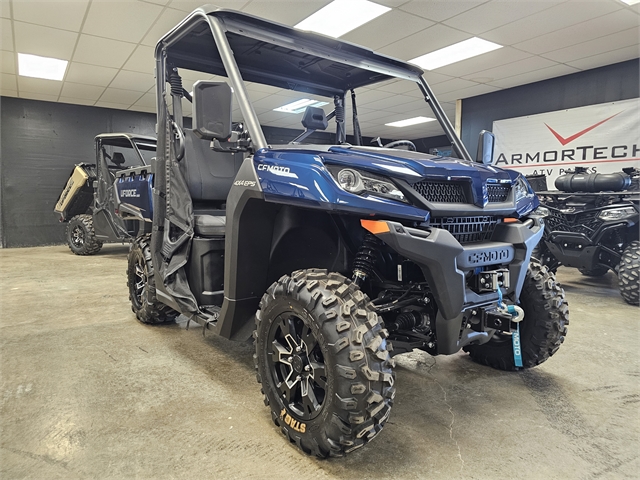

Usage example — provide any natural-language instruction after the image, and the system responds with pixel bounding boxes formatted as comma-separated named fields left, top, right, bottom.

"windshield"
left=174, top=68, right=455, bottom=154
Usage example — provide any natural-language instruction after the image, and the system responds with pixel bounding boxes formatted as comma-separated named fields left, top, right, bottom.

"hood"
left=319, top=146, right=518, bottom=184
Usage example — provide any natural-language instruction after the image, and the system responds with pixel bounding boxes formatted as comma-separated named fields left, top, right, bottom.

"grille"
left=487, top=184, right=511, bottom=203
left=545, top=209, right=602, bottom=238
left=431, top=216, right=498, bottom=244
left=413, top=181, right=467, bottom=203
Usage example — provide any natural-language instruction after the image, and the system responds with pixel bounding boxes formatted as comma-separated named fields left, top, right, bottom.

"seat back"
left=181, top=129, right=244, bottom=203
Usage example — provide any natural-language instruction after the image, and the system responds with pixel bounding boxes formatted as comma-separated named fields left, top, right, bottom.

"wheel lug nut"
left=296, top=375, right=301, bottom=381
left=287, top=356, right=293, bottom=362
left=304, top=365, right=311, bottom=372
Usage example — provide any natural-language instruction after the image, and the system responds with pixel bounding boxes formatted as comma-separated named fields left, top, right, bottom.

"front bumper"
left=370, top=217, right=543, bottom=354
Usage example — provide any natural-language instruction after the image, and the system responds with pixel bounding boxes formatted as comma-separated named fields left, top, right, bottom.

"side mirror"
left=192, top=81, right=232, bottom=141
left=476, top=130, right=495, bottom=165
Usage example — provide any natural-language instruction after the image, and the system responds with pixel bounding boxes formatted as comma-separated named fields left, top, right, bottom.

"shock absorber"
left=352, top=233, right=383, bottom=286
left=169, top=68, right=184, bottom=97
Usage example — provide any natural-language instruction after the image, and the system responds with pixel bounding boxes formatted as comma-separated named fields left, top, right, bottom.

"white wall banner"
left=492, top=98, right=640, bottom=189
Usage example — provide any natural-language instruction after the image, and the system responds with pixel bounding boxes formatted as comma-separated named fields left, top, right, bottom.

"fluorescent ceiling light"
left=18, top=53, right=68, bottom=81
left=274, top=99, right=329, bottom=114
left=385, top=116, right=436, bottom=128
left=295, top=0, right=391, bottom=38
left=620, top=0, right=640, bottom=5
left=409, top=37, right=503, bottom=71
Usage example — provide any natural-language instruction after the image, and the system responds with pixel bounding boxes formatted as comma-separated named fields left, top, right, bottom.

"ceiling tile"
left=565, top=44, right=640, bottom=71
left=132, top=92, right=156, bottom=108
left=384, top=99, right=433, bottom=114
left=109, top=70, right=155, bottom=92
left=374, top=0, right=412, bottom=7
left=434, top=47, right=531, bottom=77
left=169, top=0, right=250, bottom=12
left=14, top=21, right=78, bottom=59
left=541, top=27, right=639, bottom=63
left=83, top=1, right=164, bottom=44
left=19, top=91, right=59, bottom=102
left=352, top=88, right=395, bottom=105
left=94, top=101, right=132, bottom=110
left=1, top=73, right=17, bottom=90
left=399, top=0, right=487, bottom=22
left=482, top=0, right=624, bottom=46
left=59, top=96, right=96, bottom=106
left=431, top=77, right=477, bottom=95
left=60, top=82, right=105, bottom=101
left=2, top=50, right=15, bottom=74
left=486, top=63, right=580, bottom=89
left=462, top=55, right=558, bottom=83
left=342, top=9, right=432, bottom=50
left=1, top=18, right=12, bottom=51
left=140, top=0, right=172, bottom=5
left=422, top=71, right=455, bottom=86
left=73, top=35, right=136, bottom=68
left=18, top=76, right=63, bottom=95
left=123, top=45, right=155, bottom=73
left=358, top=94, right=415, bottom=111
left=140, top=7, right=189, bottom=46
left=13, top=1, right=89, bottom=32
left=99, top=87, right=145, bottom=104
left=1, top=89, right=18, bottom=97
left=515, top=9, right=640, bottom=55
left=0, top=1, right=9, bottom=18
left=378, top=24, right=469, bottom=61
left=373, top=79, right=422, bottom=95
left=241, top=1, right=332, bottom=27
left=65, top=62, right=119, bottom=86
left=437, top=83, right=501, bottom=102
left=442, top=0, right=561, bottom=35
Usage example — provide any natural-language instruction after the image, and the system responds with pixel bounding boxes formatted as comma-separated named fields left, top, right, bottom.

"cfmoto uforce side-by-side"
left=54, top=133, right=156, bottom=255
left=118, top=7, right=569, bottom=457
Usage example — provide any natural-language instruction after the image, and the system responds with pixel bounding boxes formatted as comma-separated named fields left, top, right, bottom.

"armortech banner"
left=492, top=98, right=640, bottom=188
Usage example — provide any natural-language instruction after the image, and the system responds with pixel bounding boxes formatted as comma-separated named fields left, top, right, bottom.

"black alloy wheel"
left=126, top=235, right=179, bottom=324
left=70, top=225, right=85, bottom=248
left=267, top=312, right=327, bottom=420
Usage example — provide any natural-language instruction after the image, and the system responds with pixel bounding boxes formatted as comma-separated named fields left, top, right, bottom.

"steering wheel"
left=384, top=140, right=416, bottom=151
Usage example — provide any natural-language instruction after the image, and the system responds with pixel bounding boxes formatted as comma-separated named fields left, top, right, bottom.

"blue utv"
left=117, top=6, right=569, bottom=458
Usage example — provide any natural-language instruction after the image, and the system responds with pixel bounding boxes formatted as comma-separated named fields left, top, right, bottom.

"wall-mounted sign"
left=492, top=98, right=639, bottom=188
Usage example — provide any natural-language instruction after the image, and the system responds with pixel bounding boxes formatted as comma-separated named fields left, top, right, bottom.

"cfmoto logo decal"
left=257, top=163, right=290, bottom=174
left=544, top=111, right=622, bottom=146
left=467, top=248, right=511, bottom=265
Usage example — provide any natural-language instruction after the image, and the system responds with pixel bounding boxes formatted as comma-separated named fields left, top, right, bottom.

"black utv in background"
left=54, top=133, right=156, bottom=255
left=530, top=167, right=640, bottom=305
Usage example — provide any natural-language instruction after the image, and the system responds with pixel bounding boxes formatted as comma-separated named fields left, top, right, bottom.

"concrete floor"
left=0, top=244, right=638, bottom=480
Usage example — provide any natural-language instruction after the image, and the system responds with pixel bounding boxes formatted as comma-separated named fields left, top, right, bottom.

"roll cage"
left=154, top=6, right=471, bottom=160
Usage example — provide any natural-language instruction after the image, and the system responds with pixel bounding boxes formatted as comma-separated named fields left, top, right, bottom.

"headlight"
left=333, top=168, right=407, bottom=203
left=531, top=206, right=550, bottom=217
left=598, top=206, right=637, bottom=221
left=514, top=176, right=532, bottom=203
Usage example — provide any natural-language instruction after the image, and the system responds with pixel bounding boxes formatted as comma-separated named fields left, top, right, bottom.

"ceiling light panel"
left=274, top=99, right=329, bottom=114
left=18, top=53, right=68, bottom=81
left=385, top=116, right=436, bottom=127
left=620, top=0, right=640, bottom=5
left=410, top=37, right=503, bottom=71
left=295, top=0, right=391, bottom=38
